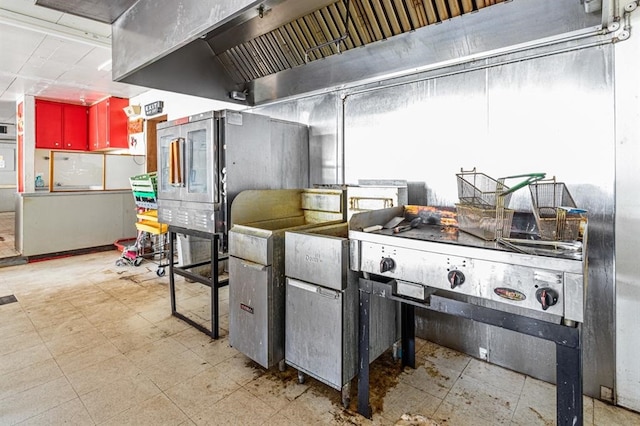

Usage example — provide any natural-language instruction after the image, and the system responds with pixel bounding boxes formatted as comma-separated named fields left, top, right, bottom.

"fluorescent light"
left=97, top=59, right=112, bottom=71
left=0, top=8, right=111, bottom=49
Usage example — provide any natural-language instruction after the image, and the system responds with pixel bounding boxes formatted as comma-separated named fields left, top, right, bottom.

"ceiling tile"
left=56, top=13, right=111, bottom=38
left=33, top=37, right=94, bottom=64
left=75, top=46, right=111, bottom=69
left=0, top=24, right=46, bottom=50
left=0, top=0, right=64, bottom=22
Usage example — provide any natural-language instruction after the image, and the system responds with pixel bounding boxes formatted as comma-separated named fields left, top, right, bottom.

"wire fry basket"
left=455, top=204, right=515, bottom=240
left=456, top=168, right=512, bottom=207
left=529, top=178, right=585, bottom=241
left=456, top=168, right=545, bottom=241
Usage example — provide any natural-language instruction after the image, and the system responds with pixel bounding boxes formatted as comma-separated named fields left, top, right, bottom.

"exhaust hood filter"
left=215, top=0, right=507, bottom=84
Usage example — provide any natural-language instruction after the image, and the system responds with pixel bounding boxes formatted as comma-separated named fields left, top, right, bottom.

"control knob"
left=535, top=288, right=559, bottom=311
left=447, top=270, right=465, bottom=289
left=380, top=257, right=395, bottom=273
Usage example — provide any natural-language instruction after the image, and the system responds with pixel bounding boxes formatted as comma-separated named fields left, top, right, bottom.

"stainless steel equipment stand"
left=168, top=226, right=229, bottom=339
left=357, top=277, right=583, bottom=426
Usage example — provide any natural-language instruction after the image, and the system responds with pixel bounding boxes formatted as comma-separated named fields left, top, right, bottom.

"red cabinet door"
left=62, top=104, right=88, bottom=150
left=88, top=97, right=130, bottom=150
left=96, top=100, right=108, bottom=149
left=35, top=100, right=63, bottom=149
left=106, top=97, right=129, bottom=149
left=88, top=104, right=99, bottom=150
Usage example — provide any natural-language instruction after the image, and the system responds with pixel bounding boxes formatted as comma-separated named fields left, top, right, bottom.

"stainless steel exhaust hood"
left=112, top=0, right=604, bottom=106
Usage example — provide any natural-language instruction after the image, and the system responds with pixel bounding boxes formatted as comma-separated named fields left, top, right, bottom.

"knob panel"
left=535, top=288, right=559, bottom=311
left=447, top=270, right=465, bottom=289
left=380, top=257, right=395, bottom=273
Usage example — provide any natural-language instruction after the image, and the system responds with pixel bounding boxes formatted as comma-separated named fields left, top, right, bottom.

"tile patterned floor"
left=0, top=251, right=639, bottom=425
left=0, top=212, right=20, bottom=259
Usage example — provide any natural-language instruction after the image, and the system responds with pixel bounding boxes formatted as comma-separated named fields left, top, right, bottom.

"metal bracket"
left=304, top=0, right=351, bottom=62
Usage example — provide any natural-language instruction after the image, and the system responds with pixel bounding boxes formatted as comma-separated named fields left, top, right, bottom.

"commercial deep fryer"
left=228, top=188, right=346, bottom=369
left=284, top=222, right=398, bottom=407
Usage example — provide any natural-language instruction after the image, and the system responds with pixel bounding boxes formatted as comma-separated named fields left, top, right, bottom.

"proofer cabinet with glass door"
left=157, top=112, right=217, bottom=231
left=35, top=99, right=88, bottom=150
left=88, top=97, right=129, bottom=150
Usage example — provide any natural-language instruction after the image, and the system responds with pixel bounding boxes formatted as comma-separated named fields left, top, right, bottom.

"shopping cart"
left=115, top=172, right=171, bottom=276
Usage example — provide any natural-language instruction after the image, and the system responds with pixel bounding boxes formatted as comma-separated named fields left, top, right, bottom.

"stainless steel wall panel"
left=614, top=7, right=640, bottom=412
left=341, top=45, right=614, bottom=397
left=267, top=120, right=310, bottom=189
left=250, top=93, right=341, bottom=185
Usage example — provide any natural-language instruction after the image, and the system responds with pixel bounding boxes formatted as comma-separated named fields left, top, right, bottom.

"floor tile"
left=276, top=386, right=342, bottom=424
left=66, top=353, right=144, bottom=396
left=0, top=343, right=53, bottom=376
left=462, top=358, right=526, bottom=395
left=1, top=250, right=639, bottom=426
left=101, top=393, right=189, bottom=426
left=399, top=359, right=460, bottom=400
left=443, top=373, right=519, bottom=424
left=0, top=329, right=43, bottom=356
left=594, top=399, right=640, bottom=426
left=15, top=397, right=94, bottom=425
left=45, top=327, right=107, bottom=357
left=416, top=340, right=472, bottom=374
left=244, top=368, right=310, bottom=411
left=0, top=376, right=78, bottom=425
left=191, top=388, right=276, bottom=426
left=79, top=373, right=162, bottom=424
left=433, top=400, right=500, bottom=426
left=378, top=381, right=443, bottom=424
left=55, top=341, right=122, bottom=375
left=140, top=348, right=209, bottom=391
left=124, top=336, right=189, bottom=367
left=0, top=358, right=63, bottom=401
left=164, top=364, right=242, bottom=418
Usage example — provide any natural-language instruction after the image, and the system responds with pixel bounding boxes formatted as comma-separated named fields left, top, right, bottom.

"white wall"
left=18, top=192, right=137, bottom=256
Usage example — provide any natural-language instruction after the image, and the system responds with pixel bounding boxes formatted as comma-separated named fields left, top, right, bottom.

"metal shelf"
left=168, top=225, right=229, bottom=339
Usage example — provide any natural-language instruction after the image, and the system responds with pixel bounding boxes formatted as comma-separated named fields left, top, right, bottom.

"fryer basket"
left=455, top=204, right=515, bottom=241
left=529, top=179, right=584, bottom=240
left=456, top=169, right=512, bottom=207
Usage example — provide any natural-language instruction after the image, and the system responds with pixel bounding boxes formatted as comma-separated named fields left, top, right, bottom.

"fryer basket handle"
left=497, top=173, right=546, bottom=196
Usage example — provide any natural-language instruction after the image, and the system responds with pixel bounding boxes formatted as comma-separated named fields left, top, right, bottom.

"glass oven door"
left=183, top=118, right=217, bottom=204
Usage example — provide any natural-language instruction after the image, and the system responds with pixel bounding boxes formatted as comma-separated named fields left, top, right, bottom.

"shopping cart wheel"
left=134, top=257, right=143, bottom=267
left=156, top=268, right=166, bottom=277
left=115, top=259, right=126, bottom=267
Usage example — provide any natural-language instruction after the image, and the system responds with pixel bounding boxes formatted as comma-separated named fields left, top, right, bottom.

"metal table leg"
left=556, top=341, right=583, bottom=425
left=357, top=285, right=372, bottom=419
left=211, top=234, right=219, bottom=339
left=401, top=303, right=415, bottom=369
left=169, top=231, right=176, bottom=314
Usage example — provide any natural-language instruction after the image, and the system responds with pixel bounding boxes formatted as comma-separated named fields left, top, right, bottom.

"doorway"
left=145, top=114, right=167, bottom=172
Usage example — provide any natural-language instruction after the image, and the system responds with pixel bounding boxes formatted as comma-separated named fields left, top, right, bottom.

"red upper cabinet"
left=35, top=100, right=63, bottom=149
left=62, top=104, right=88, bottom=150
left=35, top=99, right=88, bottom=150
left=88, top=97, right=129, bottom=150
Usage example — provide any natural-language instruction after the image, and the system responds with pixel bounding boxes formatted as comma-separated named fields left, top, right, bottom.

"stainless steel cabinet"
left=285, top=277, right=357, bottom=390
left=228, top=257, right=281, bottom=369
